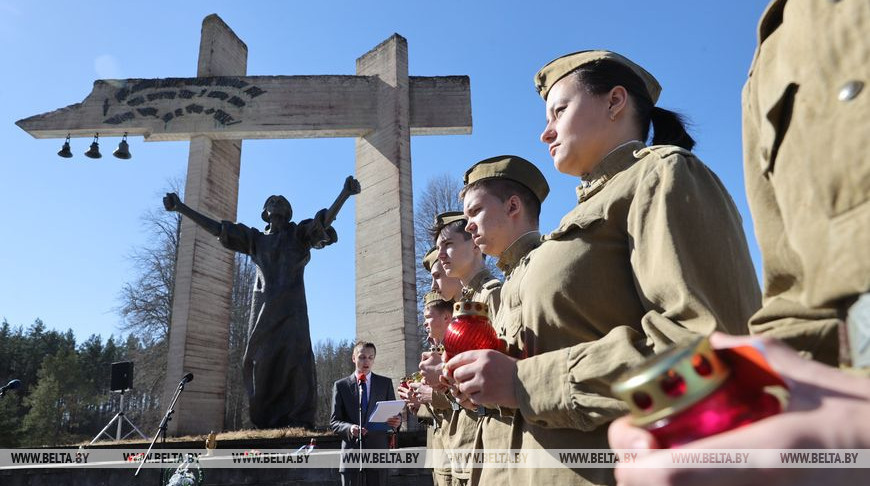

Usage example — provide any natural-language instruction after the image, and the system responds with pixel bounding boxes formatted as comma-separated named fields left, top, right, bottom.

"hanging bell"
left=84, top=134, right=102, bottom=159
left=57, top=135, right=73, bottom=158
left=113, top=133, right=131, bottom=160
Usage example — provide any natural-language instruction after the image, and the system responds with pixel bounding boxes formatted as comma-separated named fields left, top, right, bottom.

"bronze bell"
left=57, top=136, right=73, bottom=158
left=113, top=134, right=131, bottom=159
left=84, top=134, right=101, bottom=159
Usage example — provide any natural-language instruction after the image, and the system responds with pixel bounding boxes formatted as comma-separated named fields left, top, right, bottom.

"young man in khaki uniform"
left=449, top=52, right=760, bottom=485
left=405, top=289, right=455, bottom=486
left=420, top=250, right=461, bottom=401
left=429, top=254, right=462, bottom=303
left=432, top=211, right=502, bottom=316
left=430, top=210, right=503, bottom=485
left=447, top=155, right=549, bottom=486
left=403, top=249, right=460, bottom=485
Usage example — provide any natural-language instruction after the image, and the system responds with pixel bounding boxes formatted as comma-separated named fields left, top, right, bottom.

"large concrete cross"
left=16, top=14, right=471, bottom=435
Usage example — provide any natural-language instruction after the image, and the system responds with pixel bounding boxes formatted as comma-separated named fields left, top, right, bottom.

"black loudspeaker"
left=110, top=361, right=134, bottom=392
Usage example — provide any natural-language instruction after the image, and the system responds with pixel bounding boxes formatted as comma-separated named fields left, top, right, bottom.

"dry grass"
left=76, top=427, right=332, bottom=447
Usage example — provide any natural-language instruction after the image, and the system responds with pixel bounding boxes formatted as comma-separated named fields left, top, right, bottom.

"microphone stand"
left=135, top=375, right=191, bottom=480
left=357, top=377, right=365, bottom=486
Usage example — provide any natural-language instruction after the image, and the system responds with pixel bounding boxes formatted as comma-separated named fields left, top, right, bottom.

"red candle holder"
left=441, top=301, right=500, bottom=361
left=400, top=371, right=423, bottom=389
left=611, top=336, right=783, bottom=448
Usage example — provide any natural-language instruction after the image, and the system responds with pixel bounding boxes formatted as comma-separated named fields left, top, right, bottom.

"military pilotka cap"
left=422, top=246, right=439, bottom=272
left=432, top=211, right=467, bottom=237
left=463, top=155, right=550, bottom=204
left=423, top=291, right=450, bottom=307
left=534, top=50, right=662, bottom=104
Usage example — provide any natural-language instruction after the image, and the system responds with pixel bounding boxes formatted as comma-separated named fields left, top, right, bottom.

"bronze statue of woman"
left=164, top=176, right=360, bottom=429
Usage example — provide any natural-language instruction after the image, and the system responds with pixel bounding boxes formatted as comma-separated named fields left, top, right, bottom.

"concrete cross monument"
left=16, top=14, right=471, bottom=435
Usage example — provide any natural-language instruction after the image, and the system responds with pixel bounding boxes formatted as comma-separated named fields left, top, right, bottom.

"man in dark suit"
left=330, top=341, right=402, bottom=486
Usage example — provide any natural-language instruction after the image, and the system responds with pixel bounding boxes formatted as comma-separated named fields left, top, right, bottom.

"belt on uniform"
left=477, top=406, right=513, bottom=418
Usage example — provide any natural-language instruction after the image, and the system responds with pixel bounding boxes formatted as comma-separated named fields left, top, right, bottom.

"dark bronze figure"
left=163, top=176, right=361, bottom=429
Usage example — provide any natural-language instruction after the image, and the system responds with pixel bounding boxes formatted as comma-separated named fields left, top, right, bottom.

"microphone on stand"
left=0, top=379, right=21, bottom=397
left=357, top=373, right=367, bottom=441
left=357, top=372, right=366, bottom=481
left=358, top=373, right=367, bottom=408
left=135, top=372, right=194, bottom=477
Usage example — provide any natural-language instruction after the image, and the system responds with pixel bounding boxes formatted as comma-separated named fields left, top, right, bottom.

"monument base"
left=0, top=465, right=433, bottom=486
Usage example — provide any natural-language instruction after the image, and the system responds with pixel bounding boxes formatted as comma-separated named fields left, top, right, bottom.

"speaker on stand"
left=90, top=361, right=148, bottom=444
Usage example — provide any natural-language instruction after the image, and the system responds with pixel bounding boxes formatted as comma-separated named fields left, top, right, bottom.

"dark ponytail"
left=572, top=60, right=695, bottom=150
left=650, top=107, right=695, bottom=150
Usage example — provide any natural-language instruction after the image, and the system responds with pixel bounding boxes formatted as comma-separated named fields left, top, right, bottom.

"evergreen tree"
left=313, top=338, right=355, bottom=427
left=0, top=376, right=24, bottom=447
left=22, top=360, right=67, bottom=446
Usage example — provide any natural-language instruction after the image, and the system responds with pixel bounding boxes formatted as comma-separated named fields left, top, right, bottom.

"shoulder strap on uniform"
left=633, top=144, right=693, bottom=160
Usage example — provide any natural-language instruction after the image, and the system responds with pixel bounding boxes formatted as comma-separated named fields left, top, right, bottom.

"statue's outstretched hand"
left=163, top=193, right=181, bottom=211
left=344, top=176, right=361, bottom=196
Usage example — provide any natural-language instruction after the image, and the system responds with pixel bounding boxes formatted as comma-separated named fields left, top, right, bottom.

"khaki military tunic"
left=446, top=267, right=502, bottom=485
left=463, top=267, right=502, bottom=318
left=742, top=0, right=870, bottom=367
left=417, top=392, right=453, bottom=486
left=470, top=233, right=540, bottom=486
left=506, top=141, right=760, bottom=485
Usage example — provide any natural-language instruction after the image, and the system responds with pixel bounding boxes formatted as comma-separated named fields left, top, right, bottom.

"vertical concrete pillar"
left=354, top=35, right=421, bottom=384
left=164, top=14, right=247, bottom=435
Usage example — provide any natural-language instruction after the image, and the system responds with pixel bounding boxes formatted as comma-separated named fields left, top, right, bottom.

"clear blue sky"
left=0, top=1, right=770, bottom=346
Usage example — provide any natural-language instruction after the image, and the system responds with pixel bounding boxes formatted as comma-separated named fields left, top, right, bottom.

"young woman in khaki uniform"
left=448, top=51, right=761, bottom=485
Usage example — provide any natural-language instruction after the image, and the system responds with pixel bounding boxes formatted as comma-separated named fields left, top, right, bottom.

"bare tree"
left=413, top=174, right=463, bottom=323
left=414, top=174, right=464, bottom=255
left=117, top=193, right=180, bottom=345
left=114, top=178, right=184, bottom=432
left=225, top=253, right=256, bottom=430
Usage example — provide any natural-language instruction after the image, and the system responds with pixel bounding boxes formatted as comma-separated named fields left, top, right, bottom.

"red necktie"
left=358, top=373, right=368, bottom=423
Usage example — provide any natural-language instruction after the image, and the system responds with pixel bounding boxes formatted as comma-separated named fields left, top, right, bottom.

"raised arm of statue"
left=163, top=192, right=222, bottom=237
left=303, top=176, right=360, bottom=249
left=323, top=176, right=361, bottom=227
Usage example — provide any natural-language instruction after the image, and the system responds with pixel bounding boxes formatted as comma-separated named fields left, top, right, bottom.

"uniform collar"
left=748, top=0, right=786, bottom=77
left=757, top=0, right=786, bottom=46
left=496, top=231, right=542, bottom=275
left=576, top=140, right=645, bottom=203
left=462, top=267, right=495, bottom=297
